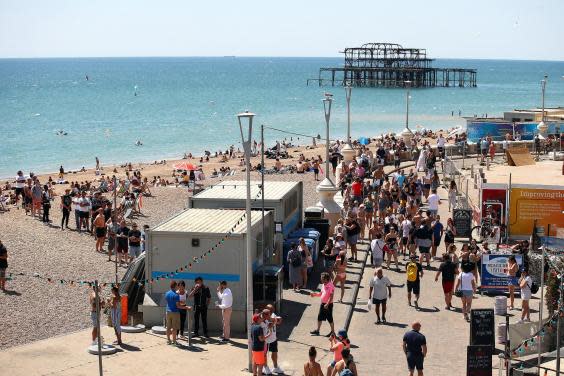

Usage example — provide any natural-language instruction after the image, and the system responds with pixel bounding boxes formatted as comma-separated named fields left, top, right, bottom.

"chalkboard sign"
left=466, top=345, right=492, bottom=376
left=453, top=209, right=472, bottom=238
left=470, top=309, right=494, bottom=347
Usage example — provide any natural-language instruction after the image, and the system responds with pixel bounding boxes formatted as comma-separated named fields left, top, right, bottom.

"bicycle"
left=471, top=219, right=506, bottom=244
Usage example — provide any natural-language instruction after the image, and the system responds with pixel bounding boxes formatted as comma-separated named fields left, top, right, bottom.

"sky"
left=1, top=0, right=563, bottom=60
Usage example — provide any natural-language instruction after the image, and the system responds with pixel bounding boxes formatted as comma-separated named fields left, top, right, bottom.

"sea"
left=1, top=57, right=564, bottom=178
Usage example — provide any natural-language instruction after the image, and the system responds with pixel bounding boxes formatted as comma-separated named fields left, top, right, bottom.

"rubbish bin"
left=304, top=206, right=324, bottom=220
left=303, top=219, right=330, bottom=248
left=253, top=265, right=283, bottom=312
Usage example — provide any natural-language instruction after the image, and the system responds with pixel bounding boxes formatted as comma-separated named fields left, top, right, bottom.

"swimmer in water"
left=86, top=75, right=89, bottom=81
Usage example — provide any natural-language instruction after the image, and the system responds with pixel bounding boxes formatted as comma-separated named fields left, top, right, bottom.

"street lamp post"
left=401, top=81, right=414, bottom=150
left=236, top=110, right=255, bottom=373
left=537, top=76, right=548, bottom=137
left=316, top=93, right=340, bottom=234
left=341, top=84, right=355, bottom=163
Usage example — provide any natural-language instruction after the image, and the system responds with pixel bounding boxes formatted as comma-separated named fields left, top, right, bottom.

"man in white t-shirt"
left=14, top=170, right=27, bottom=206
left=427, top=189, right=440, bottom=217
left=400, top=216, right=413, bottom=257
left=369, top=268, right=392, bottom=324
left=370, top=234, right=386, bottom=267
left=262, top=304, right=284, bottom=375
left=78, top=191, right=91, bottom=232
left=437, top=134, right=446, bottom=158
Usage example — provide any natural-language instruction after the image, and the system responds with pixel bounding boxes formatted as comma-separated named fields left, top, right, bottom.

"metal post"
left=556, top=276, right=562, bottom=376
left=345, top=85, right=352, bottom=145
left=505, top=314, right=511, bottom=376
left=405, top=81, right=411, bottom=129
left=113, top=177, right=118, bottom=285
left=323, top=94, right=333, bottom=184
left=237, top=111, right=255, bottom=373
left=538, top=245, right=545, bottom=376
left=261, top=124, right=266, bottom=302
left=94, top=280, right=103, bottom=376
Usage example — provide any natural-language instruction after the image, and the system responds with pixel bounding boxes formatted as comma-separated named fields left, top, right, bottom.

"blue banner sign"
left=480, top=254, right=523, bottom=293
left=467, top=121, right=562, bottom=142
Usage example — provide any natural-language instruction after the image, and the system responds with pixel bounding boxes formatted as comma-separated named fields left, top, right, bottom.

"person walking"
left=189, top=276, right=211, bottom=337
left=518, top=269, right=532, bottom=322
left=370, top=233, right=386, bottom=268
left=108, top=286, right=123, bottom=345
left=344, top=216, right=361, bottom=261
left=303, top=346, right=323, bottom=376
left=430, top=215, right=443, bottom=260
left=406, top=254, right=423, bottom=308
left=455, top=269, right=476, bottom=321
left=402, top=321, right=427, bottom=376
left=60, top=188, right=72, bottom=230
left=287, top=242, right=303, bottom=291
left=216, top=280, right=233, bottom=342
left=415, top=219, right=433, bottom=268
left=435, top=253, right=458, bottom=310
left=369, top=267, right=392, bottom=324
left=0, top=240, right=8, bottom=291
left=448, top=181, right=457, bottom=212
left=310, top=272, right=335, bottom=336
left=261, top=305, right=284, bottom=375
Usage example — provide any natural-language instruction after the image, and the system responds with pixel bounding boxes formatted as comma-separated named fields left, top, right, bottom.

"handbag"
left=454, top=288, right=463, bottom=298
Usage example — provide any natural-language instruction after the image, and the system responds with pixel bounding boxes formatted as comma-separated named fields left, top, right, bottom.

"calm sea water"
left=1, top=57, right=564, bottom=178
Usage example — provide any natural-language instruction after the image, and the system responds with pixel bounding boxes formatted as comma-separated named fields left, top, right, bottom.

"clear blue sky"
left=1, top=0, right=562, bottom=60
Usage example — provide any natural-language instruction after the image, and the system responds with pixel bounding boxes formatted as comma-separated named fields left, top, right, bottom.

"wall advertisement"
left=508, top=187, right=564, bottom=237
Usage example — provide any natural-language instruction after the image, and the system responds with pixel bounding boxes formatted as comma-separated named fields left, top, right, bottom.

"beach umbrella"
left=358, top=137, right=370, bottom=145
left=173, top=162, right=198, bottom=171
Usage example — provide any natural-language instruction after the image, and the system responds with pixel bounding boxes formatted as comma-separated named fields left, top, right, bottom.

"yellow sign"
left=509, top=187, right=564, bottom=236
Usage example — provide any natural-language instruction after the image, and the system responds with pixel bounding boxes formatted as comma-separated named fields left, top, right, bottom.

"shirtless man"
left=93, top=209, right=107, bottom=253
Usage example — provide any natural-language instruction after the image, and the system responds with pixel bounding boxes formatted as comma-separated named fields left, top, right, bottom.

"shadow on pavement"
left=278, top=298, right=310, bottom=341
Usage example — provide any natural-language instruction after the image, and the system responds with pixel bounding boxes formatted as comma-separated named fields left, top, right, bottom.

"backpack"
left=407, top=262, right=418, bottom=282
left=340, top=370, right=354, bottom=376
left=530, top=280, right=539, bottom=294
left=290, top=251, right=301, bottom=267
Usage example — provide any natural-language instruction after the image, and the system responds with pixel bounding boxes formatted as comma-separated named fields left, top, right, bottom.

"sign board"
left=453, top=209, right=473, bottom=238
left=466, top=345, right=493, bottom=376
left=481, top=187, right=507, bottom=225
left=509, top=187, right=564, bottom=236
left=480, top=254, right=523, bottom=293
left=470, top=309, right=495, bottom=347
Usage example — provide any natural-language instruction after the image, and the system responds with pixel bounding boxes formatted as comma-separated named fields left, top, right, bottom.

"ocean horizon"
left=1, top=56, right=564, bottom=179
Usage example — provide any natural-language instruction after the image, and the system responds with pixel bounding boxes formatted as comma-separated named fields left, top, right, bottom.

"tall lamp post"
left=237, top=110, right=254, bottom=373
left=537, top=75, right=548, bottom=134
left=316, top=93, right=340, bottom=233
left=401, top=81, right=414, bottom=149
left=341, top=84, right=355, bottom=163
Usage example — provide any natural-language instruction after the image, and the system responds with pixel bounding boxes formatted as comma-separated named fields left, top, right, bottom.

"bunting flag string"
left=8, top=185, right=265, bottom=288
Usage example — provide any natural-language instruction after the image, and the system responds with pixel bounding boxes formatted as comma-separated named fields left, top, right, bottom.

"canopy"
left=173, top=162, right=198, bottom=171
left=358, top=137, right=370, bottom=145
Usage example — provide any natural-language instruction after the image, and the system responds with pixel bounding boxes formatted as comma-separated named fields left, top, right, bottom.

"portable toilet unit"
left=188, top=180, right=303, bottom=264
left=140, top=208, right=274, bottom=334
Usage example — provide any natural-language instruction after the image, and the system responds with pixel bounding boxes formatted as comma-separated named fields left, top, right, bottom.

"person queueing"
left=310, top=272, right=335, bottom=337
left=506, top=255, right=518, bottom=310
left=165, top=281, right=189, bottom=346
left=176, top=281, right=192, bottom=338
left=89, top=284, right=104, bottom=345
left=60, top=188, right=72, bottom=230
left=369, top=267, right=392, bottom=324
left=0, top=240, right=8, bottom=291
left=518, top=269, right=532, bottom=322
left=189, top=276, right=211, bottom=337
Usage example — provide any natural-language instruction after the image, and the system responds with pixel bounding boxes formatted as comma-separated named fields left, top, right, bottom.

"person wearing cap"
left=251, top=313, right=268, bottom=376
left=326, top=329, right=351, bottom=376
left=60, top=188, right=72, bottom=230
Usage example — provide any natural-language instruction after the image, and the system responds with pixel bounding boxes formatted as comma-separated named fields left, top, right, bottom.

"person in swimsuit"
left=506, top=256, right=518, bottom=310
left=304, top=346, right=323, bottom=376
left=333, top=251, right=347, bottom=303
left=363, top=195, right=374, bottom=231
left=93, top=209, right=107, bottom=253
left=385, top=227, right=400, bottom=270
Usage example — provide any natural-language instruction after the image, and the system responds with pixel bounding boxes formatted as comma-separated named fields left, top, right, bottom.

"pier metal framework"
left=308, top=42, right=477, bottom=88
